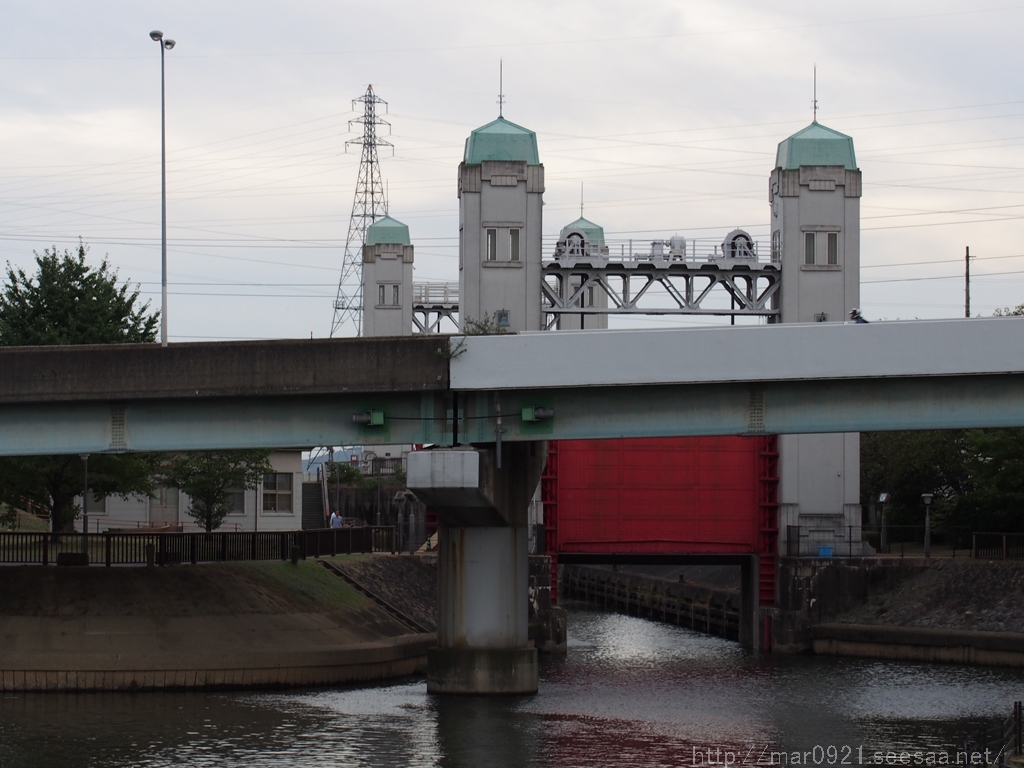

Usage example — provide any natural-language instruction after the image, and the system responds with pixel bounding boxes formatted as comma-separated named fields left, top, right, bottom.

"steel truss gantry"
left=540, top=261, right=780, bottom=330
left=411, top=282, right=460, bottom=334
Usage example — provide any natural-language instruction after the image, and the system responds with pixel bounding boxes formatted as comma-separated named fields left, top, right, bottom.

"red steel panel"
left=554, top=437, right=760, bottom=555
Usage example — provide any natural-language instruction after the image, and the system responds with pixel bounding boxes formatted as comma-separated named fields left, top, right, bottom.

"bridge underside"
left=0, top=372, right=1018, bottom=456
left=0, top=319, right=1022, bottom=455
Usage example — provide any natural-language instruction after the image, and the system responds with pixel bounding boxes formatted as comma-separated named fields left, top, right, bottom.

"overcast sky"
left=2, top=1, right=1023, bottom=340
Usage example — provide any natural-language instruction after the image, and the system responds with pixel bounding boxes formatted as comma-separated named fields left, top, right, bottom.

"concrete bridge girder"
left=0, top=319, right=1023, bottom=456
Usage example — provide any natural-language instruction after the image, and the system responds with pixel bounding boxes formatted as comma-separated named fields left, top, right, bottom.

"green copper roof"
left=560, top=216, right=605, bottom=246
left=364, top=215, right=411, bottom=246
left=463, top=117, right=540, bottom=165
left=776, top=122, right=857, bottom=170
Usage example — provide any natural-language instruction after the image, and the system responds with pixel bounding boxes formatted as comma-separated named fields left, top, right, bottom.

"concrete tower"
left=553, top=216, right=609, bottom=331
left=361, top=215, right=414, bottom=337
left=458, top=117, right=545, bottom=332
left=769, top=122, right=863, bottom=551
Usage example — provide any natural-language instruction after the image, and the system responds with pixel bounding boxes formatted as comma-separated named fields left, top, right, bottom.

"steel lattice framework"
left=330, top=85, right=392, bottom=337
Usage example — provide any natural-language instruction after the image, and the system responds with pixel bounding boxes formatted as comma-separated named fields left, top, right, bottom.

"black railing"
left=961, top=700, right=1022, bottom=765
left=785, top=524, right=971, bottom=558
left=0, top=526, right=396, bottom=566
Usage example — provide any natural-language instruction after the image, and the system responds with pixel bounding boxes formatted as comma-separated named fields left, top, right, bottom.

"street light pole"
left=150, top=30, right=175, bottom=347
left=921, top=493, right=934, bottom=558
left=80, top=454, right=89, bottom=554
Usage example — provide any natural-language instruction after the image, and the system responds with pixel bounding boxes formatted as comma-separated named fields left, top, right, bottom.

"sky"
left=2, top=1, right=1023, bottom=340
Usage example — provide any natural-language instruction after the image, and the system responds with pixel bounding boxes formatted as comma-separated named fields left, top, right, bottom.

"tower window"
left=392, top=284, right=400, bottom=305
left=771, top=231, right=781, bottom=262
left=486, top=229, right=497, bottom=261
left=827, top=232, right=839, bottom=265
left=510, top=228, right=521, bottom=261
left=804, top=232, right=815, bottom=265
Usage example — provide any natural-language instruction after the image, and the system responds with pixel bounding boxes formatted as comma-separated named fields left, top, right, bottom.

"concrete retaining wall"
left=810, top=624, right=1024, bottom=667
left=773, top=556, right=930, bottom=652
left=562, top=565, right=740, bottom=640
left=0, top=633, right=433, bottom=692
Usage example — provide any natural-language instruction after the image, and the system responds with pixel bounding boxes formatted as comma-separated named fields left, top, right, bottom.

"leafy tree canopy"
left=0, top=243, right=159, bottom=531
left=0, top=242, right=157, bottom=345
left=158, top=450, right=274, bottom=532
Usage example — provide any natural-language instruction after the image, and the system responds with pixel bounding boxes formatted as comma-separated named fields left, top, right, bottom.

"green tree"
left=329, top=461, right=365, bottom=486
left=0, top=242, right=158, bottom=345
left=159, top=450, right=274, bottom=532
left=0, top=243, right=160, bottom=532
left=860, top=429, right=970, bottom=525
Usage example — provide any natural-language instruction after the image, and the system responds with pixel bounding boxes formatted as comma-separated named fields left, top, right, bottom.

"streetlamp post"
left=878, top=492, right=890, bottom=554
left=150, top=30, right=175, bottom=347
left=921, top=493, right=934, bottom=559
left=80, top=454, right=89, bottom=555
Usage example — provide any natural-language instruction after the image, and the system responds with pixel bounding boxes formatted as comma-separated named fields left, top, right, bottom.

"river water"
left=2, top=606, right=1021, bottom=768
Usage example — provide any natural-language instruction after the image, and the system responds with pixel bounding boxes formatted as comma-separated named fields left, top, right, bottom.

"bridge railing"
left=0, top=527, right=396, bottom=566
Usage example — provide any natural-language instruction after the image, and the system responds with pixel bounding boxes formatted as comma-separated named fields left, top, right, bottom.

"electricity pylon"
left=330, top=85, right=392, bottom=337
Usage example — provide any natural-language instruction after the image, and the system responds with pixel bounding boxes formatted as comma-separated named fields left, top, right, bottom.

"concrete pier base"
left=427, top=647, right=538, bottom=695
left=408, top=444, right=546, bottom=696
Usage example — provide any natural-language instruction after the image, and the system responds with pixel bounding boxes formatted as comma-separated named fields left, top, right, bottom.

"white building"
left=75, top=451, right=304, bottom=533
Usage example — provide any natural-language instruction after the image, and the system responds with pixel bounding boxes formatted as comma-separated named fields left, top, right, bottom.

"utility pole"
left=330, top=85, right=392, bottom=337
left=965, top=245, right=972, bottom=318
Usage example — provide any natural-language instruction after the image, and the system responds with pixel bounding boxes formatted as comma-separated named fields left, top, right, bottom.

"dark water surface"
left=2, top=607, right=1022, bottom=768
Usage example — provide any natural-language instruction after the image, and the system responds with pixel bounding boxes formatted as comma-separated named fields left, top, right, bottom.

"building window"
left=486, top=228, right=497, bottom=261
left=827, top=232, right=839, bottom=265
left=378, top=284, right=385, bottom=306
left=804, top=232, right=815, bottom=265
left=510, top=228, right=521, bottom=261
left=771, top=230, right=781, bottom=262
left=262, top=473, right=293, bottom=513
left=85, top=490, right=107, bottom=515
left=225, top=489, right=245, bottom=515
left=392, top=284, right=400, bottom=305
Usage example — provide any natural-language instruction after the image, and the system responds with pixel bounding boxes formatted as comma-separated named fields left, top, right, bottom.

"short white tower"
left=458, top=118, right=545, bottom=332
left=361, top=215, right=414, bottom=337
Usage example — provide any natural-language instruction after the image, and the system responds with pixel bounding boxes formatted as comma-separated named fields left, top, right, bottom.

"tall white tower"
left=458, top=117, right=545, bottom=332
left=769, top=122, right=863, bottom=551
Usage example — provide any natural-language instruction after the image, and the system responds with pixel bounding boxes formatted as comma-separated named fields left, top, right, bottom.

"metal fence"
left=0, top=527, right=396, bottom=567
left=785, top=525, right=972, bottom=558
left=972, top=533, right=1024, bottom=560
left=961, top=700, right=1022, bottom=765
left=784, top=524, right=1024, bottom=559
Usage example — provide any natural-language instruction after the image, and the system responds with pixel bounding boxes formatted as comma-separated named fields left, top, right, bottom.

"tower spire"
left=497, top=59, right=505, bottom=118
left=580, top=182, right=584, bottom=218
left=812, top=65, right=818, bottom=122
left=331, top=85, right=393, bottom=337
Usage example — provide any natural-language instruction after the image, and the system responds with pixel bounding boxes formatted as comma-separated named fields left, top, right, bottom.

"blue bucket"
left=818, top=545, right=833, bottom=558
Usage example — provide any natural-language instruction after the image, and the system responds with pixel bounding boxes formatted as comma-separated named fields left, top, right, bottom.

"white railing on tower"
left=413, top=282, right=459, bottom=305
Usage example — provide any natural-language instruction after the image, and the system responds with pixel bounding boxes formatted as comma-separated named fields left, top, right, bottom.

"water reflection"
left=1, top=607, right=1021, bottom=768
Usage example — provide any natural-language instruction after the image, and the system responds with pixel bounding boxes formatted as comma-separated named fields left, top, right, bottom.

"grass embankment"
left=228, top=557, right=367, bottom=612
left=0, top=507, right=49, bottom=532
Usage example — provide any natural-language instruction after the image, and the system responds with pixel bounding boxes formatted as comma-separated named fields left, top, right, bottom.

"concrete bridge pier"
left=407, top=443, right=546, bottom=695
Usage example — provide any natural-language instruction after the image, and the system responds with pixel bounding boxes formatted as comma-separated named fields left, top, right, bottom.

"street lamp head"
left=878, top=492, right=890, bottom=504
left=150, top=30, right=164, bottom=41
left=921, top=493, right=934, bottom=507
left=164, top=39, right=175, bottom=50
left=79, top=454, right=90, bottom=462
